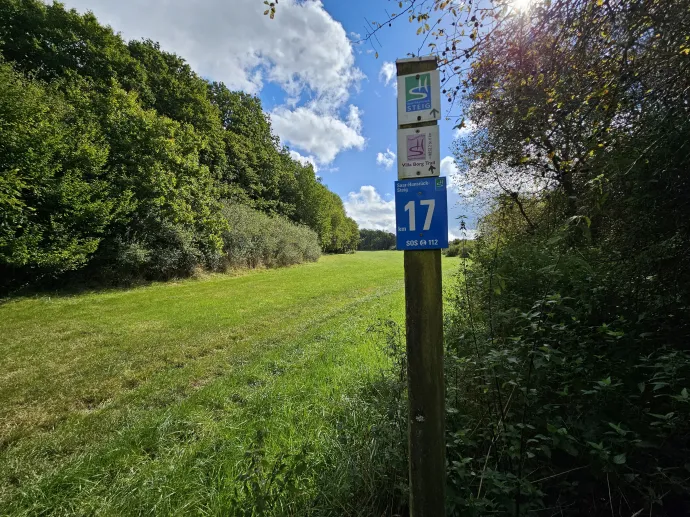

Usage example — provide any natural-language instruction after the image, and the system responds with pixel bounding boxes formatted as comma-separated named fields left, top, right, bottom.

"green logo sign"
left=435, top=178, right=445, bottom=190
left=405, top=73, right=432, bottom=112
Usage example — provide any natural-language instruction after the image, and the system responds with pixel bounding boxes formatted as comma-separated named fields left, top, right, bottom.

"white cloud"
left=441, top=156, right=462, bottom=189
left=62, top=0, right=363, bottom=103
left=441, top=156, right=474, bottom=197
left=454, top=120, right=478, bottom=139
left=343, top=186, right=396, bottom=232
left=448, top=228, right=477, bottom=241
left=441, top=155, right=458, bottom=176
left=271, top=106, right=365, bottom=164
left=289, top=150, right=318, bottom=172
left=376, top=149, right=396, bottom=169
left=346, top=105, right=363, bottom=133
left=379, top=61, right=396, bottom=87
left=60, top=0, right=366, bottom=163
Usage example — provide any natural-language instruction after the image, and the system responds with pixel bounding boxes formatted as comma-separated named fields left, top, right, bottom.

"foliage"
left=0, top=62, right=113, bottom=282
left=359, top=228, right=396, bottom=251
left=221, top=203, right=320, bottom=269
left=431, top=0, right=690, bottom=515
left=443, top=239, right=474, bottom=258
left=0, top=0, right=358, bottom=292
left=356, top=0, right=690, bottom=513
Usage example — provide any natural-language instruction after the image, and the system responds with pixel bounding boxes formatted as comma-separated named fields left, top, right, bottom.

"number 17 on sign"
left=395, top=177, right=449, bottom=251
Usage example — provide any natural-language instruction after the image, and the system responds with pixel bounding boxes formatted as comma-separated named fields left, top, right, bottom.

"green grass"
left=0, top=251, right=459, bottom=515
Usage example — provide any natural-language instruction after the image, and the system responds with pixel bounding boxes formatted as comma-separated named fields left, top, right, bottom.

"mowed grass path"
left=0, top=251, right=459, bottom=515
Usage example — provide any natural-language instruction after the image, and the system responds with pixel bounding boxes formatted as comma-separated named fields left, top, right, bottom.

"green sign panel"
left=404, top=73, right=432, bottom=113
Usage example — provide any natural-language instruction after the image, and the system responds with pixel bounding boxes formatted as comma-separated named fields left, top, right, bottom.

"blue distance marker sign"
left=395, top=177, right=449, bottom=251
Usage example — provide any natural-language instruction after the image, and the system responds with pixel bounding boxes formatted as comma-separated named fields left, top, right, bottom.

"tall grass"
left=2, top=253, right=463, bottom=515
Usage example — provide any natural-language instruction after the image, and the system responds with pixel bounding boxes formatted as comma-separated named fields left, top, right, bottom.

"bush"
left=442, top=215, right=690, bottom=516
left=221, top=203, right=321, bottom=269
left=444, top=239, right=473, bottom=258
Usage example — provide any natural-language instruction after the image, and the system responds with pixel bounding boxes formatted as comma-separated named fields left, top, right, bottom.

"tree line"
left=358, top=229, right=396, bottom=251
left=0, top=0, right=359, bottom=292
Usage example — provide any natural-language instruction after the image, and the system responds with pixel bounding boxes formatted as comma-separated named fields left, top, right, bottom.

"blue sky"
left=59, top=0, right=478, bottom=239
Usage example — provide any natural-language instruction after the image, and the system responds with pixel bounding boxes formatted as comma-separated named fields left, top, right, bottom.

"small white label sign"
left=397, top=125, right=440, bottom=179
left=396, top=69, right=441, bottom=125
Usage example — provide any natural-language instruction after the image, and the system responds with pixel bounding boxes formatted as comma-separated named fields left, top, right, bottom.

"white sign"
left=396, top=70, right=441, bottom=125
left=397, top=125, right=440, bottom=179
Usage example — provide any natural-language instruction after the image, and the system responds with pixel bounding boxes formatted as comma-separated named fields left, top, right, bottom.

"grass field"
left=0, top=251, right=459, bottom=515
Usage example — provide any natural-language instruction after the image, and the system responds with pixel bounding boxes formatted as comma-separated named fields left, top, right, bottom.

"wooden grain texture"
left=404, top=249, right=446, bottom=517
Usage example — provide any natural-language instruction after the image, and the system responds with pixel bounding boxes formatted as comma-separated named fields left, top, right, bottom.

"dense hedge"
left=442, top=239, right=474, bottom=258
left=221, top=203, right=320, bottom=269
left=440, top=0, right=690, bottom=514
left=358, top=229, right=396, bottom=251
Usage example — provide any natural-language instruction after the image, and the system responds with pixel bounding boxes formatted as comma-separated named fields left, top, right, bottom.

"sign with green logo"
left=397, top=69, right=441, bottom=125
left=405, top=73, right=432, bottom=112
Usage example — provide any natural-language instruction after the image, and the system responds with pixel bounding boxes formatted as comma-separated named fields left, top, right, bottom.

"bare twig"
left=530, top=465, right=587, bottom=484
left=607, top=473, right=615, bottom=517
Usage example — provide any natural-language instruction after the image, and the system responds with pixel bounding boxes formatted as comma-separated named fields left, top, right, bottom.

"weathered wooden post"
left=394, top=56, right=447, bottom=517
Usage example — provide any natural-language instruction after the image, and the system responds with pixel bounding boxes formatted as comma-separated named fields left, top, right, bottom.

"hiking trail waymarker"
left=394, top=56, right=446, bottom=517
left=397, top=125, right=440, bottom=179
left=396, top=68, right=441, bottom=125
left=395, top=177, right=448, bottom=251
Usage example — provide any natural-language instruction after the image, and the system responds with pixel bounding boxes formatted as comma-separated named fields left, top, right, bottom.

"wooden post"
left=397, top=58, right=446, bottom=517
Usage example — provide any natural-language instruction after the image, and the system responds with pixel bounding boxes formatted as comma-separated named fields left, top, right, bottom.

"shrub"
left=442, top=218, right=690, bottom=516
left=444, top=239, right=473, bottom=258
left=221, top=203, right=320, bottom=269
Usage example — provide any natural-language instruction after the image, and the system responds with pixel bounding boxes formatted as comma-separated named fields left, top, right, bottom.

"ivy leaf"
left=613, top=453, right=626, bottom=465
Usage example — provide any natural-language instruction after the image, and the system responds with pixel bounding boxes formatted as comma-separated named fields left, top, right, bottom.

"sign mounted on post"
left=395, top=56, right=446, bottom=517
left=397, top=69, right=441, bottom=125
left=397, top=125, right=440, bottom=179
left=395, top=177, right=449, bottom=251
